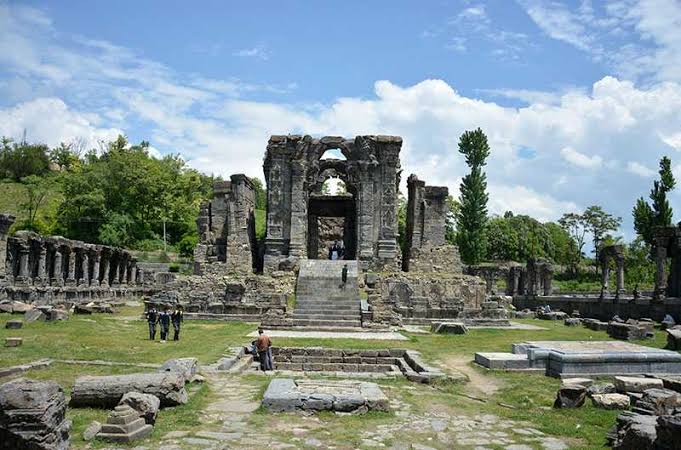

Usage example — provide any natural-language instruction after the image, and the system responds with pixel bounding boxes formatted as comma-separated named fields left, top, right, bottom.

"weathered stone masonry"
left=1, top=215, right=149, bottom=304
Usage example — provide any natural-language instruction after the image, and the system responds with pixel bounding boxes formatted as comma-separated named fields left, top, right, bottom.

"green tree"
left=18, top=175, right=56, bottom=232
left=558, top=212, right=588, bottom=273
left=582, top=205, right=622, bottom=263
left=445, top=195, right=460, bottom=244
left=251, top=177, right=267, bottom=210
left=0, top=138, right=51, bottom=181
left=50, top=142, right=80, bottom=172
left=456, top=128, right=490, bottom=264
left=625, top=237, right=656, bottom=289
left=633, top=156, right=676, bottom=246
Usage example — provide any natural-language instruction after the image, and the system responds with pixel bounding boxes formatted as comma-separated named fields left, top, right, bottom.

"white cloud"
left=488, top=184, right=578, bottom=222
left=233, top=45, right=270, bottom=61
left=560, top=146, right=603, bottom=169
left=627, top=161, right=656, bottom=177
left=660, top=131, right=681, bottom=151
left=518, top=0, right=595, bottom=52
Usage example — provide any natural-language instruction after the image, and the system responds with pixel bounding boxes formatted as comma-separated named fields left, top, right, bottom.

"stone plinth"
left=5, top=320, right=22, bottom=329
left=5, top=337, right=22, bottom=347
left=96, top=404, right=153, bottom=443
left=0, top=378, right=71, bottom=450
left=262, top=378, right=389, bottom=413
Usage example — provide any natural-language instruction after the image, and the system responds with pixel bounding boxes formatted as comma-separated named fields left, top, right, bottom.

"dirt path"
left=442, top=355, right=505, bottom=395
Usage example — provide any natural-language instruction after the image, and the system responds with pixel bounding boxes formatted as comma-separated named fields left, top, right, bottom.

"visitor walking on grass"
left=145, top=305, right=159, bottom=340
left=158, top=307, right=171, bottom=342
left=171, top=306, right=184, bottom=341
left=256, top=328, right=273, bottom=371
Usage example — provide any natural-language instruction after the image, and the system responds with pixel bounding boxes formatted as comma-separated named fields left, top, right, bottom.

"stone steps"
left=291, top=313, right=360, bottom=320
left=295, top=302, right=359, bottom=310
left=286, top=318, right=361, bottom=328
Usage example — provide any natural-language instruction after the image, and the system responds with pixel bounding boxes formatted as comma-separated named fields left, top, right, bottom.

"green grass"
left=1, top=307, right=676, bottom=449
left=255, top=208, right=266, bottom=240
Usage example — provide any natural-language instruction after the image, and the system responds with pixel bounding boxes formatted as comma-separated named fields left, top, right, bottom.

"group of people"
left=145, top=305, right=183, bottom=342
left=328, top=240, right=346, bottom=260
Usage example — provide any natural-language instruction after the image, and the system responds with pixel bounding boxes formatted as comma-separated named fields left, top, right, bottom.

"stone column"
left=52, top=249, right=63, bottom=286
left=356, top=161, right=375, bottom=263
left=654, top=238, right=668, bottom=301
left=110, top=255, right=119, bottom=286
left=615, top=256, right=625, bottom=298
left=542, top=265, right=553, bottom=296
left=17, top=243, right=30, bottom=284
left=288, top=161, right=308, bottom=258
left=66, top=249, right=77, bottom=286
left=376, top=144, right=400, bottom=264
left=101, top=251, right=110, bottom=287
left=91, top=250, right=101, bottom=286
left=79, top=249, right=89, bottom=286
left=36, top=241, right=47, bottom=285
left=264, top=157, right=287, bottom=258
left=0, top=214, right=16, bottom=279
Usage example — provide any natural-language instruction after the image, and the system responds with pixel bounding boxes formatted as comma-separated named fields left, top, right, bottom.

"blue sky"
left=1, top=0, right=681, bottom=240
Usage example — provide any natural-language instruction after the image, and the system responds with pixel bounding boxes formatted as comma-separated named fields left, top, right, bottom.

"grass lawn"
left=0, top=306, right=676, bottom=449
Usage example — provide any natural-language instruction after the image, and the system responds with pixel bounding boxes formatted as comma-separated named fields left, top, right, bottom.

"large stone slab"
left=476, top=340, right=681, bottom=377
left=262, top=378, right=389, bottom=413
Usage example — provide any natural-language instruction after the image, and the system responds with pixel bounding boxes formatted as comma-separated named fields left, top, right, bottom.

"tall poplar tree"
left=456, top=128, right=490, bottom=264
left=633, top=156, right=676, bottom=246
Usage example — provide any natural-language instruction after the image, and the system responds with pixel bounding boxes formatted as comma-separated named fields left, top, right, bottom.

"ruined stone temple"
left=149, top=134, right=487, bottom=328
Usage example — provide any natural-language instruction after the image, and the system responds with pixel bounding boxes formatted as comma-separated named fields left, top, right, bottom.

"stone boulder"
left=70, top=372, right=188, bottom=408
left=24, top=309, right=46, bottom=322
left=633, top=388, right=681, bottom=416
left=587, top=383, right=616, bottom=397
left=615, top=376, right=664, bottom=394
left=11, top=301, right=33, bottom=314
left=564, top=317, right=582, bottom=327
left=553, top=384, right=586, bottom=408
left=0, top=378, right=71, bottom=450
left=118, top=392, right=160, bottom=425
left=82, top=421, right=101, bottom=441
left=656, top=414, right=681, bottom=448
left=159, top=357, right=198, bottom=383
left=665, top=327, right=681, bottom=351
left=5, top=320, right=22, bottom=329
left=612, top=412, right=657, bottom=449
left=591, top=393, right=630, bottom=410
left=608, top=321, right=654, bottom=340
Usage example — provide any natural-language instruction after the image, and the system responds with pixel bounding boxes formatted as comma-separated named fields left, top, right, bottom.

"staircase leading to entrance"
left=290, top=260, right=361, bottom=328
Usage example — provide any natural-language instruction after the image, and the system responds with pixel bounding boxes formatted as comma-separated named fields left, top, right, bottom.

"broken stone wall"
left=364, top=272, right=486, bottom=325
left=0, top=213, right=15, bottom=281
left=194, top=174, right=257, bottom=276
left=403, top=174, right=461, bottom=273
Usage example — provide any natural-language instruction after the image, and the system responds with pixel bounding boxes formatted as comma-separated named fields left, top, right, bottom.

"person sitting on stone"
left=256, top=328, right=273, bottom=371
left=171, top=306, right=183, bottom=341
left=145, top=305, right=159, bottom=340
left=158, top=307, right=171, bottom=342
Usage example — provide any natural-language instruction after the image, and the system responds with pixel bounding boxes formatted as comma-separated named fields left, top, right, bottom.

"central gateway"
left=263, top=135, right=402, bottom=271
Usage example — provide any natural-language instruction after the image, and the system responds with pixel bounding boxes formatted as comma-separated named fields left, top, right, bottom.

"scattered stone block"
left=665, top=327, right=681, bottom=351
left=96, top=404, right=153, bottom=443
left=159, top=357, right=198, bottom=382
left=0, top=378, right=71, bottom=450
left=561, top=378, right=593, bottom=388
left=564, top=318, right=581, bottom=327
left=430, top=322, right=468, bottom=334
left=659, top=376, right=681, bottom=394
left=656, top=414, right=681, bottom=448
left=591, top=393, right=630, bottom=410
left=537, top=310, right=568, bottom=320
left=583, top=318, right=609, bottom=331
left=553, top=384, right=586, bottom=408
left=5, top=320, right=22, bottom=329
left=24, top=309, right=46, bottom=322
left=118, top=392, right=160, bottom=425
left=5, top=337, right=22, bottom=347
left=0, top=301, right=13, bottom=313
left=10, top=301, right=33, bottom=314
left=615, top=376, right=664, bottom=394
left=633, top=388, right=681, bottom=416
left=611, top=412, right=657, bottom=449
left=45, top=309, right=69, bottom=321
left=83, top=421, right=101, bottom=441
left=608, top=321, right=654, bottom=341
left=70, top=372, right=188, bottom=408
left=587, top=383, right=616, bottom=397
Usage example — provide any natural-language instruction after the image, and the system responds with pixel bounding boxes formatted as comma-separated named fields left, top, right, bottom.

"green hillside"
left=0, top=180, right=62, bottom=231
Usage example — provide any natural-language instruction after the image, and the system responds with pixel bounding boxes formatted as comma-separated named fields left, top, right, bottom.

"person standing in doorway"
left=256, top=328, right=273, bottom=371
left=158, top=307, right=171, bottom=342
left=145, top=305, right=159, bottom=340
left=171, top=306, right=183, bottom=341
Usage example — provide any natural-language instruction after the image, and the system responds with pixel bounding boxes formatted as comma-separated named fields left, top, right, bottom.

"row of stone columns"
left=6, top=231, right=143, bottom=288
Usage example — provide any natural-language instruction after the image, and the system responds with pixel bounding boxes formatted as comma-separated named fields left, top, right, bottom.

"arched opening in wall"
left=307, top=174, right=357, bottom=261
left=320, top=149, right=347, bottom=161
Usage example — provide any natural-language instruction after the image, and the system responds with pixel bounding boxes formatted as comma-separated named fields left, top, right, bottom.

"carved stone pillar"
left=101, top=251, right=110, bottom=287
left=288, top=161, right=307, bottom=258
left=92, top=250, right=101, bottom=286
left=654, top=238, right=668, bottom=301
left=36, top=242, right=47, bottom=285
left=66, top=249, right=77, bottom=286
left=17, top=243, right=30, bottom=283
left=52, top=249, right=63, bottom=286
left=79, top=249, right=89, bottom=286
left=110, top=255, right=119, bottom=286
left=615, top=256, right=625, bottom=298
left=0, top=214, right=15, bottom=279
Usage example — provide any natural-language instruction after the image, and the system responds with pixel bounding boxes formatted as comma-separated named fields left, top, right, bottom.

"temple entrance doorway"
left=307, top=177, right=357, bottom=260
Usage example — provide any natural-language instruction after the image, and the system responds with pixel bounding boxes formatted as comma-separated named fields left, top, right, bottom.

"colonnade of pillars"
left=5, top=231, right=143, bottom=287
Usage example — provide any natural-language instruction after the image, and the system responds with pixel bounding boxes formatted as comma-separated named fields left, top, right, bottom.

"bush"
left=168, top=263, right=180, bottom=273
left=177, top=233, right=198, bottom=258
